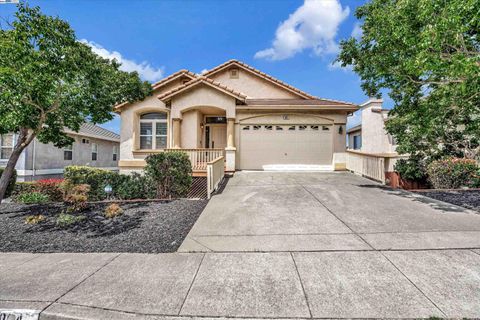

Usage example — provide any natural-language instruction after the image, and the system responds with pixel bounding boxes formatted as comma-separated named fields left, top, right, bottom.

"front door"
left=207, top=125, right=227, bottom=149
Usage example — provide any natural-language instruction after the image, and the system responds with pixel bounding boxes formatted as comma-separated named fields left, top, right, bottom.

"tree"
left=337, top=0, right=480, bottom=162
left=0, top=3, right=151, bottom=202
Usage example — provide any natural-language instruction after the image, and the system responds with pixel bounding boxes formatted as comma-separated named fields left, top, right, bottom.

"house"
left=0, top=123, right=120, bottom=181
left=347, top=98, right=397, bottom=154
left=116, top=60, right=358, bottom=173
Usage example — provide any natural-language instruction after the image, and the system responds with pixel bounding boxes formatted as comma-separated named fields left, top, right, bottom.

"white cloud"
left=80, top=40, right=164, bottom=82
left=351, top=22, right=363, bottom=39
left=328, top=60, right=352, bottom=72
left=200, top=69, right=209, bottom=75
left=254, top=0, right=350, bottom=60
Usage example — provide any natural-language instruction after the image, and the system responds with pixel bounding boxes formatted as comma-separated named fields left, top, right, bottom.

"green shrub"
left=0, top=167, right=17, bottom=198
left=56, top=213, right=85, bottom=228
left=427, top=158, right=479, bottom=189
left=61, top=181, right=90, bottom=213
left=13, top=181, right=37, bottom=200
left=17, top=192, right=49, bottom=204
left=144, top=152, right=192, bottom=199
left=394, top=157, right=428, bottom=181
left=64, top=166, right=117, bottom=201
left=64, top=166, right=154, bottom=200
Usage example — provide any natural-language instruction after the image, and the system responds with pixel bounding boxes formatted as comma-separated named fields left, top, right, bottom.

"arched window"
left=139, top=112, right=168, bottom=149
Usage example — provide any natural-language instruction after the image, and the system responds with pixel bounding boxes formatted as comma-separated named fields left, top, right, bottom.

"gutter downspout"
left=32, top=138, right=36, bottom=179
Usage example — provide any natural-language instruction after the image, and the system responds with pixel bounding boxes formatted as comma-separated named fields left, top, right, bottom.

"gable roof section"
left=64, top=123, right=120, bottom=142
left=114, top=69, right=197, bottom=112
left=157, top=76, right=247, bottom=102
left=202, top=60, right=316, bottom=99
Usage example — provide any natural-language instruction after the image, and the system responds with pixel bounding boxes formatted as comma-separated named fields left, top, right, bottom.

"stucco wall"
left=181, top=110, right=202, bottom=148
left=119, top=95, right=170, bottom=161
left=210, top=68, right=301, bottom=99
left=360, top=100, right=396, bottom=153
left=170, top=85, right=236, bottom=119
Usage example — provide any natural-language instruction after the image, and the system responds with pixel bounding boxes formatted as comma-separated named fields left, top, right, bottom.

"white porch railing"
left=165, top=148, right=224, bottom=171
left=346, top=150, right=386, bottom=183
left=207, top=156, right=225, bottom=199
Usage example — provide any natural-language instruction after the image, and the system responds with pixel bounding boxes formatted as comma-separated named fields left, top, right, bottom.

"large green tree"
left=0, top=3, right=151, bottom=202
left=337, top=0, right=480, bottom=162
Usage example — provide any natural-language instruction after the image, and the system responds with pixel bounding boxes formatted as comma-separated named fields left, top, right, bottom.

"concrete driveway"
left=179, top=171, right=480, bottom=252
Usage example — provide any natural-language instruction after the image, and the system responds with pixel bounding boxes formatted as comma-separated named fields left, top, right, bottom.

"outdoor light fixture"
left=104, top=184, right=112, bottom=199
left=200, top=123, right=204, bottom=130
left=338, top=126, right=343, bottom=134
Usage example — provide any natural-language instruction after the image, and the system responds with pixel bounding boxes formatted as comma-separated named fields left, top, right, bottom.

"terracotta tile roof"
left=151, top=69, right=197, bottom=90
left=246, top=99, right=357, bottom=107
left=157, top=76, right=248, bottom=101
left=114, top=69, right=197, bottom=111
left=202, top=59, right=316, bottom=99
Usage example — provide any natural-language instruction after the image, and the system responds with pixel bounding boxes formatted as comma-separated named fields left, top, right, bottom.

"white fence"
left=207, top=156, right=225, bottom=199
left=346, top=151, right=387, bottom=183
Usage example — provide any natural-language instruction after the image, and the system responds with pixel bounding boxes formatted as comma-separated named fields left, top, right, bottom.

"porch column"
left=227, top=118, right=235, bottom=148
left=172, top=118, right=181, bottom=149
left=225, top=117, right=236, bottom=171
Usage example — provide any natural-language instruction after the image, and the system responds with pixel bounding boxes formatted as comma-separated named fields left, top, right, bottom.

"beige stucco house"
left=347, top=98, right=397, bottom=154
left=116, top=60, right=358, bottom=174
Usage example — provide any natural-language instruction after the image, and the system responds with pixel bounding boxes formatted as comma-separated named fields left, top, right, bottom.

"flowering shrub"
left=36, top=178, right=64, bottom=202
left=427, top=158, right=479, bottom=189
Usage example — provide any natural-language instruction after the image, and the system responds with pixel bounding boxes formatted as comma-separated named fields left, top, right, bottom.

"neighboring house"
left=347, top=98, right=397, bottom=154
left=0, top=123, right=120, bottom=181
left=116, top=60, right=358, bottom=173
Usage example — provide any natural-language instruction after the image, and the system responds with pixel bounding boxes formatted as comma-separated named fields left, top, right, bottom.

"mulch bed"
left=0, top=199, right=208, bottom=253
left=413, top=189, right=480, bottom=213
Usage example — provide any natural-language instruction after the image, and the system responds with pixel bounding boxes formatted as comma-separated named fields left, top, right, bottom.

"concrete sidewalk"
left=1, top=250, right=480, bottom=319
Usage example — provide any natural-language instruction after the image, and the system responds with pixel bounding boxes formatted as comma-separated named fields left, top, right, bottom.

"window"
left=276, top=126, right=283, bottom=131
left=310, top=125, right=319, bottom=131
left=253, top=125, right=261, bottom=130
left=82, top=138, right=89, bottom=144
left=91, top=143, right=98, bottom=161
left=264, top=125, right=273, bottom=131
left=299, top=125, right=307, bottom=131
left=0, top=134, right=14, bottom=160
left=288, top=125, right=296, bottom=131
left=64, top=144, right=73, bottom=161
left=242, top=126, right=250, bottom=131
left=353, top=135, right=362, bottom=150
left=139, top=112, right=168, bottom=149
left=113, top=145, right=118, bottom=161
left=322, top=126, right=330, bottom=131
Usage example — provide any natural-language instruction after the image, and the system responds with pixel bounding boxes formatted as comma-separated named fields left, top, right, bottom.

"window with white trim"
left=64, top=144, right=73, bottom=161
left=139, top=112, right=167, bottom=149
left=91, top=143, right=98, bottom=161
left=0, top=134, right=14, bottom=160
left=113, top=145, right=118, bottom=161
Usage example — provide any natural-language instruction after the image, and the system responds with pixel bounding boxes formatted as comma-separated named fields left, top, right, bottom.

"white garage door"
left=239, top=124, right=333, bottom=170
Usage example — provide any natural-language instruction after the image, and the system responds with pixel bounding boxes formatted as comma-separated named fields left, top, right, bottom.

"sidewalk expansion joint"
left=38, top=253, right=122, bottom=317
left=178, top=252, right=206, bottom=315
left=290, top=252, right=313, bottom=318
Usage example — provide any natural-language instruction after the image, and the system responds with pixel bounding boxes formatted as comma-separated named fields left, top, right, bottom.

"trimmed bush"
left=17, top=192, right=49, bottom=204
left=104, top=203, right=123, bottom=218
left=144, top=152, right=192, bottom=199
left=64, top=166, right=154, bottom=200
left=0, top=167, right=17, bottom=198
left=64, top=166, right=117, bottom=201
left=427, top=158, right=479, bottom=189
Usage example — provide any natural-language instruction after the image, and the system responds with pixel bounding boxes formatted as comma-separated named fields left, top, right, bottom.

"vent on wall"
left=229, top=68, right=239, bottom=79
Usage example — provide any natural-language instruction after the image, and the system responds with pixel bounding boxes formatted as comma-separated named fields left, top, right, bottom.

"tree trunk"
left=0, top=129, right=32, bottom=203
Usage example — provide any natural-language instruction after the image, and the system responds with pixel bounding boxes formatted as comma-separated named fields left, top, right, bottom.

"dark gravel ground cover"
left=414, top=189, right=480, bottom=213
left=0, top=199, right=208, bottom=253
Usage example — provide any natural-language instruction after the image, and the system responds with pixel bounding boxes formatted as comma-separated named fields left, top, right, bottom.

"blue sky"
left=1, top=0, right=390, bottom=133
